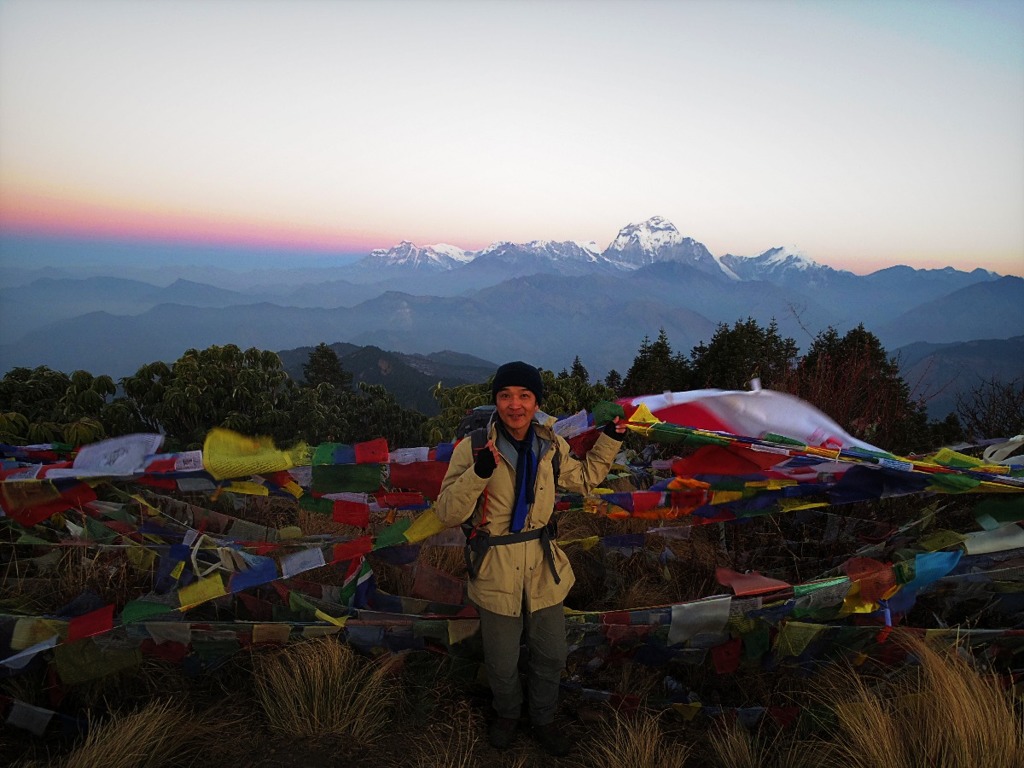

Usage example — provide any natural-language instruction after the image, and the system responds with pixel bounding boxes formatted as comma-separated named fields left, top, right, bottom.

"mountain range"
left=1, top=216, right=1021, bottom=419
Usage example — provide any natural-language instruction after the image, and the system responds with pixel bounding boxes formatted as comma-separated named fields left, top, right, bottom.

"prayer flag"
left=66, top=604, right=114, bottom=643
left=354, top=437, right=389, bottom=464
left=669, top=596, right=731, bottom=646
left=203, top=428, right=309, bottom=480
left=716, top=568, right=790, bottom=596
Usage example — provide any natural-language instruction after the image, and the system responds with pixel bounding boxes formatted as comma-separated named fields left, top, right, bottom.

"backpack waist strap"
left=462, top=518, right=560, bottom=584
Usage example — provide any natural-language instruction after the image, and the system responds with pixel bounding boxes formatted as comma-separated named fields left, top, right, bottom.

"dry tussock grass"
left=557, top=508, right=612, bottom=541
left=15, top=699, right=226, bottom=768
left=52, top=548, right=147, bottom=612
left=370, top=558, right=416, bottom=596
left=296, top=508, right=361, bottom=538
left=812, top=630, right=1024, bottom=768
left=419, top=543, right=467, bottom=577
left=252, top=636, right=401, bottom=745
left=572, top=707, right=692, bottom=768
left=400, top=699, right=483, bottom=768
left=706, top=722, right=825, bottom=768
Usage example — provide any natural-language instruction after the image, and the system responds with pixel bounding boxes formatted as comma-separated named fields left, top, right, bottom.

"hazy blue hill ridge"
left=0, top=232, right=1018, bottom=424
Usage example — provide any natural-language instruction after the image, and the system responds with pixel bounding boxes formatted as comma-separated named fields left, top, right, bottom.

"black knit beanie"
left=491, top=361, right=544, bottom=405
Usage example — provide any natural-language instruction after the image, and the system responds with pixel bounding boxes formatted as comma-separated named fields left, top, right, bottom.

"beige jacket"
left=434, top=417, right=621, bottom=616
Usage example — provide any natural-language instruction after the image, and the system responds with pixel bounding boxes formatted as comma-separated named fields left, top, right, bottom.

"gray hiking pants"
left=477, top=601, right=567, bottom=726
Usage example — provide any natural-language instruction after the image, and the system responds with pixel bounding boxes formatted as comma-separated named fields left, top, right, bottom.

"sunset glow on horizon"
left=1, top=0, right=1022, bottom=277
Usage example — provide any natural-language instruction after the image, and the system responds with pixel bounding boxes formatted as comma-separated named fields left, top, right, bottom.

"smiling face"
left=495, top=385, right=539, bottom=440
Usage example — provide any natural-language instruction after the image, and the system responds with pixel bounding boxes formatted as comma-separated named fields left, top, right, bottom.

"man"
left=434, top=360, right=625, bottom=756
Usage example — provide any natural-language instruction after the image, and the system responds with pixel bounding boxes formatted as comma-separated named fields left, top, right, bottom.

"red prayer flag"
left=354, top=438, right=389, bottom=464
left=67, top=604, right=115, bottom=643
left=673, top=444, right=784, bottom=477
left=332, top=535, right=373, bottom=563
left=388, top=462, right=449, bottom=500
left=143, top=457, right=178, bottom=474
left=135, top=477, right=178, bottom=490
left=332, top=500, right=370, bottom=528
left=567, top=430, right=600, bottom=458
left=716, top=567, right=790, bottom=596
left=376, top=491, right=426, bottom=509
left=711, top=637, right=743, bottom=674
left=768, top=706, right=799, bottom=730
left=600, top=611, right=631, bottom=626
left=843, top=557, right=896, bottom=603
left=631, top=491, right=663, bottom=516
left=140, top=639, right=188, bottom=662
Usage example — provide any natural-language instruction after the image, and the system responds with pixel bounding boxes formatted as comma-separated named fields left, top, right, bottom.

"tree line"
left=1, top=319, right=1020, bottom=455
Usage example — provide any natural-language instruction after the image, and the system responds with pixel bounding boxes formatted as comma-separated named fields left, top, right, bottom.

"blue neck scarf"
left=504, top=424, right=536, bottom=533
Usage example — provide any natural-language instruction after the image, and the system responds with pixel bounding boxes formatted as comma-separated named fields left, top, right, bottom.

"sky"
left=1, top=0, right=1022, bottom=276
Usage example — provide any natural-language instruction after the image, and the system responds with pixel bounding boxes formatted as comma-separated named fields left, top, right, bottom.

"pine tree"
left=689, top=317, right=797, bottom=390
left=302, top=343, right=353, bottom=390
left=621, top=329, right=690, bottom=396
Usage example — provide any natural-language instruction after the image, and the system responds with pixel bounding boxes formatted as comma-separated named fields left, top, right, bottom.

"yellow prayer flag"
left=314, top=609, right=348, bottom=627
left=224, top=481, right=269, bottom=496
left=562, top=535, right=600, bottom=550
left=130, top=493, right=163, bottom=517
left=0, top=480, right=61, bottom=512
left=125, top=541, right=157, bottom=571
left=776, top=499, right=829, bottom=512
left=773, top=621, right=824, bottom=658
left=279, top=481, right=303, bottom=499
left=252, top=623, right=291, bottom=645
left=302, top=625, right=341, bottom=638
left=626, top=403, right=662, bottom=426
left=404, top=508, right=447, bottom=544
left=448, top=619, right=480, bottom=646
left=202, top=427, right=310, bottom=481
left=177, top=573, right=226, bottom=610
left=918, top=529, right=966, bottom=551
left=672, top=702, right=702, bottom=721
left=711, top=490, right=744, bottom=504
left=932, top=447, right=983, bottom=468
left=11, top=618, right=65, bottom=650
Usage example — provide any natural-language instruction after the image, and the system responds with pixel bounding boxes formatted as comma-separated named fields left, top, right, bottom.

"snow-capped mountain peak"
left=603, top=215, right=736, bottom=279
left=363, top=241, right=472, bottom=270
left=719, top=245, right=853, bottom=286
left=607, top=215, right=684, bottom=253
left=760, top=245, right=814, bottom=270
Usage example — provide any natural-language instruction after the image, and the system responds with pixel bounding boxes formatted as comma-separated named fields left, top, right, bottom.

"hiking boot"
left=488, top=716, right=519, bottom=750
left=532, top=721, right=572, bottom=757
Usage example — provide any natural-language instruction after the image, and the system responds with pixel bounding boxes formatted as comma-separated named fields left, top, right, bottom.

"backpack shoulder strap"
left=470, top=426, right=488, bottom=455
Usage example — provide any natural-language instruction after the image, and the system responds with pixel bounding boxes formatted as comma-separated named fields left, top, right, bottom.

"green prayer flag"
left=84, top=516, right=117, bottom=543
left=54, top=639, right=141, bottom=684
left=592, top=401, right=624, bottom=426
left=793, top=577, right=848, bottom=597
left=373, top=518, right=412, bottom=550
left=288, top=591, right=317, bottom=620
left=312, top=463, right=381, bottom=493
left=192, top=637, right=241, bottom=661
left=927, top=474, right=982, bottom=493
left=299, top=496, right=334, bottom=515
left=761, top=433, right=806, bottom=447
left=973, top=497, right=1024, bottom=529
left=121, top=599, right=175, bottom=624
left=649, top=423, right=731, bottom=447
left=313, top=442, right=342, bottom=465
left=16, top=532, right=51, bottom=545
left=742, top=625, right=770, bottom=661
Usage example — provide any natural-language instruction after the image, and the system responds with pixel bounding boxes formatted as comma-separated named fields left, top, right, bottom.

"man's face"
left=495, top=386, right=538, bottom=440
